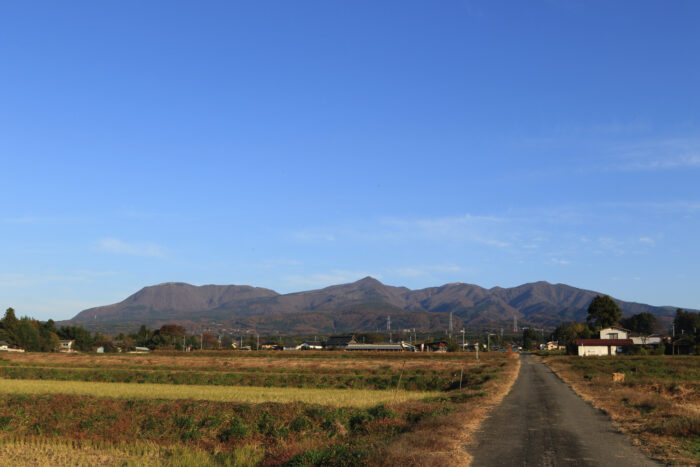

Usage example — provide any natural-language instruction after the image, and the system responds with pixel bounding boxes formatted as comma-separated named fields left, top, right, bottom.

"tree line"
left=0, top=308, right=217, bottom=352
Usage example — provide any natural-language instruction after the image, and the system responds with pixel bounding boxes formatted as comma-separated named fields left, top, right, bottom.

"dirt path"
left=467, top=354, right=658, bottom=466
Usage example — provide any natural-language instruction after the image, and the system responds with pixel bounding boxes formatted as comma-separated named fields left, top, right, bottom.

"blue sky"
left=2, top=1, right=699, bottom=320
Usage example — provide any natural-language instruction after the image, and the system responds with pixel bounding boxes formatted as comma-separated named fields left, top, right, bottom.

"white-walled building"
left=577, top=326, right=633, bottom=356
left=599, top=327, right=630, bottom=340
left=576, top=338, right=633, bottom=356
left=59, top=340, right=75, bottom=352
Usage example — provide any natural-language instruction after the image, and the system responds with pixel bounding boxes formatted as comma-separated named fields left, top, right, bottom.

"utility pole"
left=449, top=312, right=453, bottom=339
left=513, top=315, right=518, bottom=333
left=200, top=333, right=203, bottom=350
left=256, top=334, right=260, bottom=351
left=461, top=328, right=465, bottom=351
left=387, top=315, right=392, bottom=343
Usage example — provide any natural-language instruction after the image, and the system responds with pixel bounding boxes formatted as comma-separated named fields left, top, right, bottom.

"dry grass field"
left=539, top=355, right=700, bottom=465
left=0, top=378, right=435, bottom=406
left=0, top=350, right=519, bottom=466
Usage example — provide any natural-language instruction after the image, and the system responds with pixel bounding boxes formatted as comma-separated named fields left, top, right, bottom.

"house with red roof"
left=576, top=327, right=633, bottom=356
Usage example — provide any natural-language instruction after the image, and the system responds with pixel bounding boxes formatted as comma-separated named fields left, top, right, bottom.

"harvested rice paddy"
left=0, top=377, right=436, bottom=407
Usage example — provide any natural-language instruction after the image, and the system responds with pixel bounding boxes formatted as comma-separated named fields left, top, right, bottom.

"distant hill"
left=63, top=277, right=691, bottom=334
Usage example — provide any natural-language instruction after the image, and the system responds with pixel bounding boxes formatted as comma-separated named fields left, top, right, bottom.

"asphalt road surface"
left=468, top=354, right=659, bottom=467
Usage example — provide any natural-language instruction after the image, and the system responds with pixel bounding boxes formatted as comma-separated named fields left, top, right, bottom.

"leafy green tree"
left=221, top=335, right=233, bottom=349
left=522, top=328, right=540, bottom=350
left=184, top=334, right=199, bottom=349
left=202, top=333, right=220, bottom=350
left=131, top=325, right=154, bottom=348
left=554, top=322, right=592, bottom=355
left=58, top=325, right=94, bottom=351
left=42, top=319, right=57, bottom=334
left=586, top=295, right=622, bottom=330
left=620, top=312, right=657, bottom=335
left=242, top=335, right=258, bottom=349
left=446, top=338, right=460, bottom=352
left=15, top=319, right=41, bottom=351
left=39, top=327, right=61, bottom=352
left=1, top=308, right=19, bottom=343
left=673, top=309, right=699, bottom=345
left=159, top=324, right=186, bottom=338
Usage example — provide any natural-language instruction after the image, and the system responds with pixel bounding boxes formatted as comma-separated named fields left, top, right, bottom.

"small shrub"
left=218, top=416, right=249, bottom=442
left=367, top=404, right=396, bottom=419
left=349, top=412, right=372, bottom=433
left=0, top=415, right=13, bottom=430
left=290, top=416, right=312, bottom=433
left=286, top=443, right=369, bottom=467
left=644, top=416, right=700, bottom=437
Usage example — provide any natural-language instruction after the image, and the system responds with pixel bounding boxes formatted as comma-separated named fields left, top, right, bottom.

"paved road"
left=468, top=354, right=658, bottom=467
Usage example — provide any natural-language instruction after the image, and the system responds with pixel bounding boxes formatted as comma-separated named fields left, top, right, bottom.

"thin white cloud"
left=619, top=153, right=700, bottom=171
left=97, top=238, right=165, bottom=258
left=609, top=138, right=700, bottom=172
left=604, top=200, right=700, bottom=214
left=595, top=237, right=626, bottom=255
left=393, top=267, right=424, bottom=277
left=290, top=213, right=512, bottom=248
left=379, top=214, right=511, bottom=247
left=639, top=237, right=655, bottom=245
left=292, top=231, right=336, bottom=242
left=550, top=258, right=570, bottom=265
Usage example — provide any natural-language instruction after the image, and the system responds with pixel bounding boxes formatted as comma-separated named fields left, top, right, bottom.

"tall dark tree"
left=522, top=328, right=540, bottom=350
left=58, top=325, right=94, bottom=352
left=15, top=319, right=41, bottom=351
left=554, top=322, right=592, bottom=354
left=620, top=312, right=657, bottom=335
left=673, top=309, right=699, bottom=344
left=586, top=295, right=622, bottom=330
left=1, top=308, right=19, bottom=336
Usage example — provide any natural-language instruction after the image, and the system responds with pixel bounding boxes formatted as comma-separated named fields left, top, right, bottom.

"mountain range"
left=63, top=277, right=691, bottom=334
